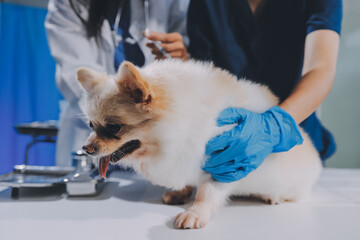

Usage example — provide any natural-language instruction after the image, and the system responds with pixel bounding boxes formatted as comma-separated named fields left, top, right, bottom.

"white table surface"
left=0, top=168, right=360, bottom=240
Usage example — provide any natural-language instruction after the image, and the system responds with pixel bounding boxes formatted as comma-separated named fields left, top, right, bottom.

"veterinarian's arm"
left=279, top=30, right=340, bottom=124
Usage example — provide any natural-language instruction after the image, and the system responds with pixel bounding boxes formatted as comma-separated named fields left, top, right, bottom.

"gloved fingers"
left=204, top=154, right=267, bottom=179
left=204, top=145, right=252, bottom=171
left=206, top=125, right=246, bottom=155
left=205, top=132, right=233, bottom=155
left=203, top=155, right=231, bottom=170
left=207, top=139, right=251, bottom=165
left=211, top=168, right=250, bottom=183
left=204, top=143, right=243, bottom=167
left=209, top=161, right=265, bottom=183
left=205, top=139, right=229, bottom=156
left=203, top=158, right=241, bottom=174
left=217, top=107, right=251, bottom=127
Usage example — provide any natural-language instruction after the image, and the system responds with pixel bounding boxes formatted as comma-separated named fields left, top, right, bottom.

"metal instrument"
left=0, top=150, right=104, bottom=198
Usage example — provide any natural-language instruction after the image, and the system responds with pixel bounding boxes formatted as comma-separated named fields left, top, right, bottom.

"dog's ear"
left=115, top=61, right=153, bottom=104
left=77, top=68, right=105, bottom=93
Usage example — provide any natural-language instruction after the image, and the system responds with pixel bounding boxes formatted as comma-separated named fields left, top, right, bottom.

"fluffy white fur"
left=79, top=59, right=322, bottom=229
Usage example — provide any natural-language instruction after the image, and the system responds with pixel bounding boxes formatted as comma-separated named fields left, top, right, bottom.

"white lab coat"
left=45, top=0, right=189, bottom=166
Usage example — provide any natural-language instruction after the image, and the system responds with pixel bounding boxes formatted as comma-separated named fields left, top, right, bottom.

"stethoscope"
left=112, top=0, right=171, bottom=58
left=111, top=0, right=126, bottom=47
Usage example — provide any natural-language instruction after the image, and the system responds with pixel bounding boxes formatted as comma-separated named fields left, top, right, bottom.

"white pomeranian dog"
left=78, top=59, right=321, bottom=229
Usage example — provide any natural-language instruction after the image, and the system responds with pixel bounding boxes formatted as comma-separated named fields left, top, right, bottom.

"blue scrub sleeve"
left=187, top=0, right=213, bottom=61
left=305, top=0, right=343, bottom=35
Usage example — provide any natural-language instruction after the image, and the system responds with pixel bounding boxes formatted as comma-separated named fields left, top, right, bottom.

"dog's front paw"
left=174, top=209, right=208, bottom=229
left=162, top=186, right=193, bottom=205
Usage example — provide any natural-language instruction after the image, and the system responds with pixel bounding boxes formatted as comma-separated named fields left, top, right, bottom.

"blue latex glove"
left=203, top=106, right=304, bottom=183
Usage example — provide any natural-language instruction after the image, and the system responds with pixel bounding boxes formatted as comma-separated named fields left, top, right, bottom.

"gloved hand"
left=203, top=106, right=304, bottom=183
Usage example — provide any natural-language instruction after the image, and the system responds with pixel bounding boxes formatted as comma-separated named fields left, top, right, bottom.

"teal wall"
left=323, top=0, right=360, bottom=168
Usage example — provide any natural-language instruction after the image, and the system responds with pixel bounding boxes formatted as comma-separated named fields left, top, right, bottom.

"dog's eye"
left=106, top=124, right=122, bottom=134
left=89, top=122, right=93, bottom=129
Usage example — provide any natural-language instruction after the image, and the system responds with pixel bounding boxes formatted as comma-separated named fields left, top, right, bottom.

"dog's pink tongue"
left=99, top=156, right=110, bottom=178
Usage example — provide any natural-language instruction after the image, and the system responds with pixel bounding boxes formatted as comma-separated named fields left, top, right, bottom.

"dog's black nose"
left=82, top=144, right=97, bottom=155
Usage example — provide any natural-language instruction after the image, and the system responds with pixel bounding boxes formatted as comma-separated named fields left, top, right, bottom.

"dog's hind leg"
left=162, top=186, right=193, bottom=205
left=174, top=174, right=230, bottom=229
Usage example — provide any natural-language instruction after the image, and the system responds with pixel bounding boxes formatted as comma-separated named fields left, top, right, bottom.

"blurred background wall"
left=0, top=0, right=62, bottom=174
left=0, top=0, right=358, bottom=174
left=323, top=0, right=360, bottom=168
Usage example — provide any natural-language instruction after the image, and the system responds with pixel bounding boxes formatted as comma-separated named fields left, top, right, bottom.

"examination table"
left=0, top=168, right=359, bottom=240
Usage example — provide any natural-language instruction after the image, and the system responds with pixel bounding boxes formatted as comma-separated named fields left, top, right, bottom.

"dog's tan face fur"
left=77, top=62, right=164, bottom=175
